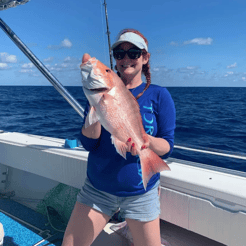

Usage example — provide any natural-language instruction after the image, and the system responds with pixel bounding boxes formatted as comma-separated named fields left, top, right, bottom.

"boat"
left=1, top=131, right=246, bottom=245
left=0, top=1, right=246, bottom=245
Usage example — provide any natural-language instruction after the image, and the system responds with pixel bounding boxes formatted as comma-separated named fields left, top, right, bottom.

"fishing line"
left=100, top=0, right=108, bottom=65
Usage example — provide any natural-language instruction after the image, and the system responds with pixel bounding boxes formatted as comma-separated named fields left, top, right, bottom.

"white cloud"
left=152, top=66, right=173, bottom=74
left=49, top=64, right=62, bottom=72
left=242, top=77, right=246, bottom=81
left=183, top=37, right=213, bottom=45
left=19, top=63, right=36, bottom=74
left=47, top=38, right=72, bottom=50
left=227, top=62, right=237, bottom=69
left=61, top=63, right=68, bottom=68
left=64, top=56, right=72, bottom=62
left=48, top=62, right=80, bottom=72
left=64, top=56, right=80, bottom=65
left=22, top=63, right=34, bottom=69
left=0, top=52, right=17, bottom=63
left=18, top=68, right=40, bottom=77
left=61, top=39, right=72, bottom=48
left=186, top=66, right=196, bottom=70
left=170, top=41, right=178, bottom=46
left=19, top=69, right=34, bottom=73
left=64, top=57, right=73, bottom=64
left=44, top=57, right=54, bottom=62
left=0, top=63, right=9, bottom=69
left=177, top=66, right=199, bottom=73
left=224, top=71, right=235, bottom=77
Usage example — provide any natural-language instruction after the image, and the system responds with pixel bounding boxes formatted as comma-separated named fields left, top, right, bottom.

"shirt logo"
left=137, top=103, right=154, bottom=185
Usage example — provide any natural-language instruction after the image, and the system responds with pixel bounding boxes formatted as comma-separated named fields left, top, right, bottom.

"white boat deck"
left=90, top=220, right=226, bottom=246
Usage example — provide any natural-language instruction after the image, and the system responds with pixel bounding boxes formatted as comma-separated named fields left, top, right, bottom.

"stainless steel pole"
left=0, top=18, right=84, bottom=119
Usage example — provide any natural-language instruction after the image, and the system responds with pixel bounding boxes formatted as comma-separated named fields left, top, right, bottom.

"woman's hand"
left=126, top=138, right=146, bottom=156
left=125, top=137, right=150, bottom=156
left=126, top=135, right=170, bottom=157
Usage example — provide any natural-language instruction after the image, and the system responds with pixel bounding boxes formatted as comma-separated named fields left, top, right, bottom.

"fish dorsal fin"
left=111, top=135, right=128, bottom=159
left=85, top=106, right=99, bottom=128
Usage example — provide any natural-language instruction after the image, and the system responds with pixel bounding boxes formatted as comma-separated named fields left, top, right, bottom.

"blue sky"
left=0, top=0, right=246, bottom=87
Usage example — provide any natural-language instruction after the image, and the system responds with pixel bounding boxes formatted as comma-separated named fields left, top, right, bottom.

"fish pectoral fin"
left=111, top=136, right=128, bottom=159
left=85, top=106, right=99, bottom=128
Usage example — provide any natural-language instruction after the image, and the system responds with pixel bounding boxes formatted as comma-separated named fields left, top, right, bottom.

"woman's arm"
left=127, top=88, right=175, bottom=157
left=79, top=122, right=101, bottom=151
left=78, top=102, right=102, bottom=151
left=81, top=103, right=101, bottom=139
left=82, top=121, right=101, bottom=139
left=148, top=135, right=170, bottom=156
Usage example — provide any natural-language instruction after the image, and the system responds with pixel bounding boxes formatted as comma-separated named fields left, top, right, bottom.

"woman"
left=62, top=29, right=176, bottom=246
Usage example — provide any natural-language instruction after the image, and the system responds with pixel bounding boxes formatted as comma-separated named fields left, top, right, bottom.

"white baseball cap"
left=111, top=31, right=148, bottom=52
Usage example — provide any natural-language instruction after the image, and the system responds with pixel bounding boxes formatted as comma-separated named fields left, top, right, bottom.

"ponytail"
left=136, top=54, right=151, bottom=99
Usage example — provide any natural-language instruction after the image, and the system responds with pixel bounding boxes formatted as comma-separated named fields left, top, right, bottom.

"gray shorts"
left=77, top=177, right=160, bottom=222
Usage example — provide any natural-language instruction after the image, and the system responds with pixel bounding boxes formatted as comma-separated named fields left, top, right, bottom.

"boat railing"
left=174, top=145, right=246, bottom=160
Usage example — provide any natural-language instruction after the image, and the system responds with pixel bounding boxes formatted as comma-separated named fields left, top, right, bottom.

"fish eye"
left=106, top=69, right=111, bottom=73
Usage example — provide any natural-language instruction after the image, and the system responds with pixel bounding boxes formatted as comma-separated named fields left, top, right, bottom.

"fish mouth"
left=86, top=87, right=108, bottom=92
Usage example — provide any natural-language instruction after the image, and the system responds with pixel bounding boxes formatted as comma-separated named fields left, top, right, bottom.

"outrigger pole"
left=103, top=0, right=114, bottom=70
left=0, top=1, right=85, bottom=119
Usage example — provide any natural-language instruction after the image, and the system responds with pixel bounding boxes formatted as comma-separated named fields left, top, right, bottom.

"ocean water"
left=0, top=86, right=245, bottom=172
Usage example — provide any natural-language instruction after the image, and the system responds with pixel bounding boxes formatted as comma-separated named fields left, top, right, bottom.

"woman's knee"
left=126, top=217, right=161, bottom=246
left=62, top=202, right=110, bottom=246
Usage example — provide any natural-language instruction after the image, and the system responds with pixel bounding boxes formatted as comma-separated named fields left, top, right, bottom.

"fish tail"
left=138, top=149, right=170, bottom=190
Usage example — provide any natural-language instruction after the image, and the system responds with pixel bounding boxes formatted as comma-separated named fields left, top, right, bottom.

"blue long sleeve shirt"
left=79, top=82, right=176, bottom=196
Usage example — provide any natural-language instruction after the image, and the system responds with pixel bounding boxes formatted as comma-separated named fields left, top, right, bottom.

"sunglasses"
left=113, top=48, right=143, bottom=60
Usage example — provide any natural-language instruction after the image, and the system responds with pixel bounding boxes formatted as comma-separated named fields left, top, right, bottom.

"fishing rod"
left=103, top=0, right=114, bottom=70
left=0, top=0, right=85, bottom=119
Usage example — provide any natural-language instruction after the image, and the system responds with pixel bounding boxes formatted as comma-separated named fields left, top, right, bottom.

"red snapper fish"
left=80, top=53, right=170, bottom=189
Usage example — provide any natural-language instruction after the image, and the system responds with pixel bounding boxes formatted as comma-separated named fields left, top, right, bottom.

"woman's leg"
left=62, top=201, right=111, bottom=246
left=126, top=216, right=161, bottom=246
